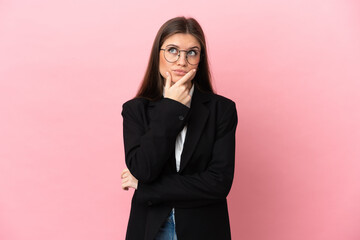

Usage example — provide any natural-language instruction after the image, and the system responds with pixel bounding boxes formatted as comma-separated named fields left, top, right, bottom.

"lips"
left=172, top=69, right=188, bottom=76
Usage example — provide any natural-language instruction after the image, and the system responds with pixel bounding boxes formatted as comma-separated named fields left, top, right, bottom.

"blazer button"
left=179, top=115, right=184, bottom=121
left=147, top=201, right=153, bottom=206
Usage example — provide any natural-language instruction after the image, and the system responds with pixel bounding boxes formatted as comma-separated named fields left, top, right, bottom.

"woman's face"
left=159, top=33, right=201, bottom=85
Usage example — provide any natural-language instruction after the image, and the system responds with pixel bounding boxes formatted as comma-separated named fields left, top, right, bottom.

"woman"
left=121, top=16, right=237, bottom=240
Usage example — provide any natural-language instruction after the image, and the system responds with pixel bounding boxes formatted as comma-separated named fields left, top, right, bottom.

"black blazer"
left=122, top=86, right=237, bottom=240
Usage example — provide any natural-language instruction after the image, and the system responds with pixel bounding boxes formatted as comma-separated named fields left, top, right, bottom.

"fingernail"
left=166, top=72, right=169, bottom=76
left=193, top=69, right=196, bottom=72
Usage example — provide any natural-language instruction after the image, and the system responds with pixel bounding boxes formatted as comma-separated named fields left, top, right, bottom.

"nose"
left=177, top=51, right=187, bottom=66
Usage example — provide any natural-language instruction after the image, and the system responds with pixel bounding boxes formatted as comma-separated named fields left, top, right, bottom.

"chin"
left=171, top=76, right=182, bottom=83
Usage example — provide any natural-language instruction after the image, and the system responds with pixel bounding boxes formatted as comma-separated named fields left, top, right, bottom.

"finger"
left=121, top=180, right=129, bottom=185
left=174, top=69, right=196, bottom=87
left=122, top=181, right=130, bottom=188
left=122, top=178, right=129, bottom=183
left=121, top=172, right=129, bottom=179
left=121, top=168, right=129, bottom=177
left=165, top=72, right=171, bottom=89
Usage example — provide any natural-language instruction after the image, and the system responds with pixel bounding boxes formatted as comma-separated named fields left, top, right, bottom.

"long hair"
left=135, top=17, right=214, bottom=100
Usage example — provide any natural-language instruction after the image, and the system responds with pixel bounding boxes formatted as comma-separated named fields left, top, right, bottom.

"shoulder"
left=211, top=92, right=235, bottom=106
left=123, top=97, right=149, bottom=108
left=199, top=91, right=238, bottom=135
left=198, top=90, right=236, bottom=113
left=121, top=97, right=150, bottom=117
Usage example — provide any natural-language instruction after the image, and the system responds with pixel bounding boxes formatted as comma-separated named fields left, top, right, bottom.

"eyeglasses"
left=160, top=46, right=201, bottom=65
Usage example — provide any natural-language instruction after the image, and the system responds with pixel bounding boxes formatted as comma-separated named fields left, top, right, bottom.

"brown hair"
left=135, top=16, right=214, bottom=100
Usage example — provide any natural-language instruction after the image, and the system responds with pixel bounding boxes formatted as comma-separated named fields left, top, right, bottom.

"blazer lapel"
left=179, top=87, right=210, bottom=173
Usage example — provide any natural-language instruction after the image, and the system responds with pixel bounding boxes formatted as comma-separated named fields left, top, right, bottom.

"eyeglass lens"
left=163, top=47, right=200, bottom=65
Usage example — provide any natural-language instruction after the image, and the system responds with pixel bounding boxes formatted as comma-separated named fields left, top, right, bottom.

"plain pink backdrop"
left=1, top=0, right=359, bottom=239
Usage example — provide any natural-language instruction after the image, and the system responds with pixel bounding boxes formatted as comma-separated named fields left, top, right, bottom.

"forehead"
left=162, top=33, right=201, bottom=49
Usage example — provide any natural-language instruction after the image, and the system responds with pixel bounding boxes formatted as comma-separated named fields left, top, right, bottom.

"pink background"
left=1, top=0, right=360, bottom=239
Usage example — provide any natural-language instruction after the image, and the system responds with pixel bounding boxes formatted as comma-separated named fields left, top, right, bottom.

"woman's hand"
left=121, top=168, right=138, bottom=190
left=163, top=69, right=196, bottom=106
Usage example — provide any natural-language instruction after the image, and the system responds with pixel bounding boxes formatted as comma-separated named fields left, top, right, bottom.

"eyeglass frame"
left=160, top=47, right=202, bottom=65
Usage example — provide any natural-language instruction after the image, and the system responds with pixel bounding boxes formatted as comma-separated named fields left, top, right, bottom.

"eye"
left=187, top=50, right=198, bottom=57
left=167, top=47, right=178, bottom=55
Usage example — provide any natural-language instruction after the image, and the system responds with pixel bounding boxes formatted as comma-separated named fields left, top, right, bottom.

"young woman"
left=121, top=16, right=237, bottom=240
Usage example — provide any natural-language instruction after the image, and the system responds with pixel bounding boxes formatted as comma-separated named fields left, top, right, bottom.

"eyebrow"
left=165, top=44, right=200, bottom=50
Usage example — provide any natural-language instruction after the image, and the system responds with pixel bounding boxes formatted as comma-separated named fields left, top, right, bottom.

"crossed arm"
left=121, top=71, right=237, bottom=207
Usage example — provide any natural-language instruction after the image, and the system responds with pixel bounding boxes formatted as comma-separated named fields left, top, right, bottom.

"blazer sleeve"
left=136, top=101, right=238, bottom=207
left=122, top=98, right=190, bottom=183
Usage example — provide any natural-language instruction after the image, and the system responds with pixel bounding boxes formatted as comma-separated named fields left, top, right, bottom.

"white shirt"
left=163, top=84, right=195, bottom=172
left=175, top=84, right=194, bottom=172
